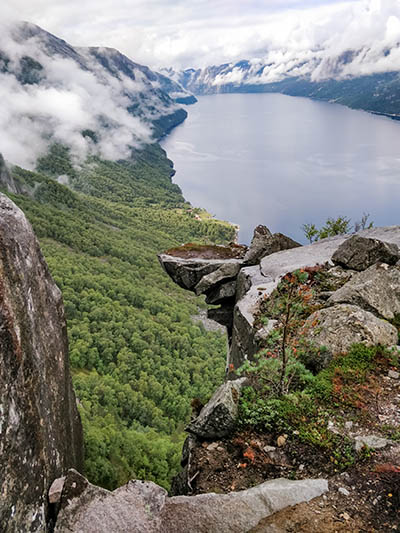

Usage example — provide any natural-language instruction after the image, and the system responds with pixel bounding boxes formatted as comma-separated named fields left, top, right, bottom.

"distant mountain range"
left=164, top=48, right=400, bottom=118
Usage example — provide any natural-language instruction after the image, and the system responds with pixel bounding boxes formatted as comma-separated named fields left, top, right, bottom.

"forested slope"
left=5, top=144, right=234, bottom=491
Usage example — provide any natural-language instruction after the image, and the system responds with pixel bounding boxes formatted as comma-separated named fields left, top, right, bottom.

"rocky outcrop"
left=328, top=263, right=400, bottom=320
left=0, top=193, right=84, bottom=532
left=243, top=225, right=301, bottom=266
left=302, top=304, right=398, bottom=355
left=186, top=378, right=247, bottom=439
left=54, top=469, right=328, bottom=533
left=159, top=225, right=400, bottom=374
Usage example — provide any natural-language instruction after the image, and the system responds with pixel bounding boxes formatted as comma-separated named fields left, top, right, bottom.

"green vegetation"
left=238, top=265, right=394, bottom=470
left=302, top=213, right=373, bottom=243
left=6, top=143, right=235, bottom=491
left=239, top=344, right=389, bottom=470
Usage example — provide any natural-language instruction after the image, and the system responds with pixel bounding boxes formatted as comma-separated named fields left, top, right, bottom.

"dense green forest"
left=6, top=143, right=234, bottom=490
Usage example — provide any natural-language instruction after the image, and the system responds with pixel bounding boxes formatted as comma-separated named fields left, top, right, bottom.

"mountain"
left=0, top=21, right=195, bottom=170
left=0, top=21, right=233, bottom=494
left=166, top=46, right=400, bottom=118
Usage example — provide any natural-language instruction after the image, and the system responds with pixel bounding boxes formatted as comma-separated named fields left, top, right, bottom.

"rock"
left=338, top=487, right=350, bottom=496
left=263, top=445, right=277, bottom=453
left=49, top=477, right=66, bottom=504
left=354, top=435, right=392, bottom=452
left=328, top=264, right=400, bottom=320
left=159, top=254, right=243, bottom=292
left=332, top=235, right=400, bottom=271
left=195, top=263, right=242, bottom=295
left=186, top=378, right=247, bottom=439
left=55, top=470, right=166, bottom=532
left=205, top=280, right=237, bottom=305
left=243, top=225, right=273, bottom=265
left=303, top=304, right=398, bottom=356
left=158, top=243, right=246, bottom=292
left=55, top=469, right=328, bottom=533
left=0, top=153, right=24, bottom=194
left=0, top=193, right=83, bottom=532
left=207, top=305, right=234, bottom=329
left=389, top=370, right=400, bottom=379
left=243, top=226, right=301, bottom=266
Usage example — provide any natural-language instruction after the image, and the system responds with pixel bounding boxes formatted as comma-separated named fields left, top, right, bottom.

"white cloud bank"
left=0, top=23, right=180, bottom=169
left=1, top=0, right=399, bottom=73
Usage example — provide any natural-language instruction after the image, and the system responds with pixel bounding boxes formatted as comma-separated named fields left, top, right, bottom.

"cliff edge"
left=0, top=193, right=84, bottom=532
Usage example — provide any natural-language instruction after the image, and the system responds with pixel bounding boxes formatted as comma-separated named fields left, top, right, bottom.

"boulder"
left=205, top=280, right=236, bottom=305
left=186, top=378, right=247, bottom=439
left=55, top=470, right=165, bottom=532
left=328, top=264, right=400, bottom=320
left=0, top=193, right=83, bottom=532
left=243, top=225, right=301, bottom=266
left=195, top=262, right=242, bottom=295
left=158, top=249, right=244, bottom=292
left=303, top=304, right=398, bottom=356
left=55, top=469, right=328, bottom=533
left=332, top=235, right=400, bottom=271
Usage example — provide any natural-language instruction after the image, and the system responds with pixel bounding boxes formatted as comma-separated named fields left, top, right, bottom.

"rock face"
left=54, top=469, right=328, bottom=533
left=186, top=378, right=247, bottom=439
left=0, top=153, right=23, bottom=194
left=328, top=263, right=400, bottom=320
left=303, top=304, right=398, bottom=355
left=332, top=234, right=400, bottom=270
left=0, top=193, right=84, bottom=532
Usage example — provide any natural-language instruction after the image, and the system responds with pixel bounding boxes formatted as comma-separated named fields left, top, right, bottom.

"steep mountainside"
left=0, top=21, right=194, bottom=169
left=0, top=21, right=233, bottom=493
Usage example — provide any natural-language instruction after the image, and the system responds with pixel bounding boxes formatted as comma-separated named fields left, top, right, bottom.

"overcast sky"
left=1, top=0, right=399, bottom=69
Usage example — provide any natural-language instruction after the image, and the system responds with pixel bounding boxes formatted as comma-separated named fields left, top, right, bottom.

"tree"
left=302, top=214, right=373, bottom=243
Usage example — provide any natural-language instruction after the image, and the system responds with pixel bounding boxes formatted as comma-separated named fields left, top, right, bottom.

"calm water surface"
left=161, top=93, right=400, bottom=244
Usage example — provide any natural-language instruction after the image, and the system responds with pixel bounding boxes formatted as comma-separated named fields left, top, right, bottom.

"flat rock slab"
left=55, top=470, right=328, bottom=533
left=302, top=304, right=398, bottom=356
left=328, top=264, right=400, bottom=320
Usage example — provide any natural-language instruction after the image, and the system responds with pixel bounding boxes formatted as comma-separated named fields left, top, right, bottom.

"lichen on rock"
left=0, top=193, right=83, bottom=532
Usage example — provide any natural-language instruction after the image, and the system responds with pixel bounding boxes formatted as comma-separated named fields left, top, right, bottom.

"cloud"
left=0, top=0, right=388, bottom=72
left=0, top=22, right=181, bottom=169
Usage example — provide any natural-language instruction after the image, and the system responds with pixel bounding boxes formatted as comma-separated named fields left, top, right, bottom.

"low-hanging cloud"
left=0, top=22, right=179, bottom=169
left=2, top=0, right=397, bottom=75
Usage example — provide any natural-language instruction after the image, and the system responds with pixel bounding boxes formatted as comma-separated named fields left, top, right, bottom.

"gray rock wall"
left=0, top=193, right=84, bottom=532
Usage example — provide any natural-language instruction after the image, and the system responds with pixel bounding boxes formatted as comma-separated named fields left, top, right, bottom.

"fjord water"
left=161, top=93, right=400, bottom=244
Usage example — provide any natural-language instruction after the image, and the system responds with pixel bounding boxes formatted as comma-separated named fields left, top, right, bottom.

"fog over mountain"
left=0, top=21, right=191, bottom=169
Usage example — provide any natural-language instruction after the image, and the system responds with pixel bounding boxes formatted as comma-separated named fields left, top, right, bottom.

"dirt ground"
left=185, top=365, right=400, bottom=532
